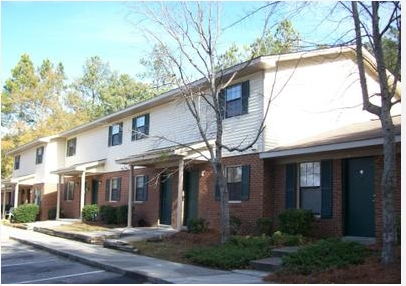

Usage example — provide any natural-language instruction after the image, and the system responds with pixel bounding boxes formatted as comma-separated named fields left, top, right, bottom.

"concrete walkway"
left=1, top=222, right=270, bottom=284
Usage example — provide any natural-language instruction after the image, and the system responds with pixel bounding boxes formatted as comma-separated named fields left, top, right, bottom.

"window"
left=14, top=155, right=20, bottom=170
left=108, top=123, right=123, bottom=146
left=36, top=147, right=44, bottom=164
left=220, top=81, right=250, bottom=118
left=105, top=177, right=121, bottom=202
left=133, top=175, right=149, bottom=201
left=216, top=165, right=250, bottom=201
left=34, top=189, right=42, bottom=206
left=132, top=114, right=150, bottom=140
left=226, top=166, right=242, bottom=201
left=66, top=138, right=77, bottom=157
left=285, top=161, right=333, bottom=218
left=64, top=181, right=74, bottom=201
left=299, top=162, right=321, bottom=215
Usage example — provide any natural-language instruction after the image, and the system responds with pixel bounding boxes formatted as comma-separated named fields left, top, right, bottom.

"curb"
left=9, top=236, right=168, bottom=284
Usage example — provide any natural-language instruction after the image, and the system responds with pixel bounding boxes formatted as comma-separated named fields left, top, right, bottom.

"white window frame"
left=36, top=146, right=44, bottom=165
left=133, top=175, right=147, bottom=202
left=109, top=177, right=120, bottom=202
left=298, top=161, right=321, bottom=215
left=66, top=138, right=77, bottom=157
left=66, top=181, right=74, bottom=201
left=225, top=165, right=242, bottom=203
left=225, top=84, right=243, bottom=118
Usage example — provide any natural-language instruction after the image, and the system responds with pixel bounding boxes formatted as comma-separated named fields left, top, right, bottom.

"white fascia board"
left=7, top=135, right=60, bottom=156
left=259, top=135, right=401, bottom=159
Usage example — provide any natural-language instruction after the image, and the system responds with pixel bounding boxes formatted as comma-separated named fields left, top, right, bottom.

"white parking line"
left=16, top=270, right=105, bottom=284
left=2, top=258, right=60, bottom=267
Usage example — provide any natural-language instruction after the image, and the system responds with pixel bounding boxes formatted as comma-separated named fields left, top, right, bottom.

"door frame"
left=344, top=156, right=376, bottom=237
left=183, top=170, right=199, bottom=226
left=160, top=174, right=172, bottom=225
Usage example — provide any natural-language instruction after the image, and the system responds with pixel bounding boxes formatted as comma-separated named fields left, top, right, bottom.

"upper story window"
left=220, top=80, right=250, bottom=118
left=105, top=177, right=121, bottom=202
left=14, top=155, right=20, bottom=170
left=133, top=175, right=149, bottom=202
left=132, top=114, right=150, bottom=140
left=36, top=147, right=44, bottom=165
left=108, top=122, right=123, bottom=146
left=66, top=138, right=77, bottom=157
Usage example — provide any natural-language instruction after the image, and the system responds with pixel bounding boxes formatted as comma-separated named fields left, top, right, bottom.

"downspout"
left=79, top=171, right=86, bottom=220
left=14, top=183, right=19, bottom=208
left=127, top=165, right=134, bottom=228
left=176, top=159, right=184, bottom=230
left=2, top=188, right=6, bottom=219
left=56, top=175, right=62, bottom=220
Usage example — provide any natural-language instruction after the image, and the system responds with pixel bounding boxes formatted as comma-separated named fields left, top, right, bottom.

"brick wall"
left=269, top=151, right=402, bottom=240
left=198, top=154, right=266, bottom=233
left=39, top=183, right=57, bottom=221
left=374, top=153, right=402, bottom=243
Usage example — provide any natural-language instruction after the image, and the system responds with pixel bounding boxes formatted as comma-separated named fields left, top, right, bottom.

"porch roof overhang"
left=51, top=159, right=106, bottom=176
left=3, top=174, right=36, bottom=186
left=260, top=116, right=401, bottom=159
left=116, top=140, right=214, bottom=167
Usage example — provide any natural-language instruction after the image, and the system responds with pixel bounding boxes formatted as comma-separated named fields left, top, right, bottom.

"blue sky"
left=1, top=1, right=353, bottom=84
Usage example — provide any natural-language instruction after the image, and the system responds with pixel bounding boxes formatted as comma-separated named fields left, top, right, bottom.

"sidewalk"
left=1, top=223, right=269, bottom=284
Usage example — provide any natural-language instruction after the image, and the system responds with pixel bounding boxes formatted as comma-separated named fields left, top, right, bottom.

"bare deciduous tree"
left=347, top=1, right=401, bottom=265
left=128, top=1, right=284, bottom=242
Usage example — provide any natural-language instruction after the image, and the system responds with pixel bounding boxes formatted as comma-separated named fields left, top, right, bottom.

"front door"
left=160, top=175, right=172, bottom=225
left=184, top=171, right=199, bottom=226
left=91, top=180, right=98, bottom=205
left=345, top=157, right=375, bottom=237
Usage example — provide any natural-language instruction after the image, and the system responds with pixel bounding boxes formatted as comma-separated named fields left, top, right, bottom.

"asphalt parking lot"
left=1, top=239, right=149, bottom=284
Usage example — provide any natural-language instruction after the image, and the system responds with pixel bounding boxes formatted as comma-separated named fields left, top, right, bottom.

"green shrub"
left=116, top=205, right=128, bottom=225
left=13, top=204, right=39, bottom=223
left=256, top=217, right=273, bottom=236
left=281, top=238, right=369, bottom=275
left=185, top=235, right=272, bottom=269
left=279, top=209, right=314, bottom=236
left=271, top=231, right=303, bottom=246
left=187, top=218, right=208, bottom=233
left=100, top=205, right=116, bottom=224
left=230, top=216, right=242, bottom=235
left=48, top=207, right=56, bottom=220
left=82, top=204, right=99, bottom=221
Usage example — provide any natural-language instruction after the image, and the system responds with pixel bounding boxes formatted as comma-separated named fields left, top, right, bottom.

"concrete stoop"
left=33, top=227, right=120, bottom=244
left=250, top=246, right=299, bottom=272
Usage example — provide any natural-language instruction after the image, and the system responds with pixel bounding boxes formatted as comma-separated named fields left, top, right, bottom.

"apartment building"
left=3, top=46, right=401, bottom=240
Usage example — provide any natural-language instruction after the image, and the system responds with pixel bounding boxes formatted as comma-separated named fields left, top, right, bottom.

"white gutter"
left=260, top=135, right=401, bottom=159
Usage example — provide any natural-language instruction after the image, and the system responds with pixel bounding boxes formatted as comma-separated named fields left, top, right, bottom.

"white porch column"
left=56, top=175, right=62, bottom=220
left=176, top=159, right=184, bottom=230
left=80, top=171, right=86, bottom=220
left=127, top=165, right=134, bottom=228
left=14, top=183, right=19, bottom=208
left=2, top=188, right=6, bottom=219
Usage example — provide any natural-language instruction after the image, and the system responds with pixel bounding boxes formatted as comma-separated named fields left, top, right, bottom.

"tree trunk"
left=214, top=160, right=230, bottom=243
left=379, top=110, right=397, bottom=265
left=351, top=1, right=398, bottom=265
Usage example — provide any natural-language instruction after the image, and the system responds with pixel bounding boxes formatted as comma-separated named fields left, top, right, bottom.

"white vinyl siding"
left=222, top=73, right=265, bottom=156
left=263, top=56, right=384, bottom=150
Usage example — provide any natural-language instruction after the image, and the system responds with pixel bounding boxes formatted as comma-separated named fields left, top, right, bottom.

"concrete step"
left=271, top=246, right=300, bottom=258
left=250, top=257, right=282, bottom=272
left=250, top=246, right=300, bottom=272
